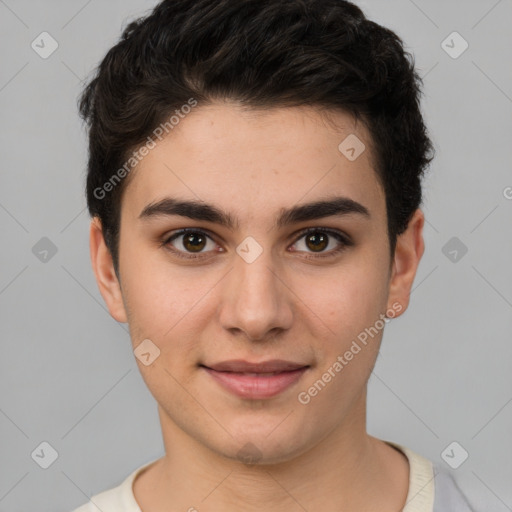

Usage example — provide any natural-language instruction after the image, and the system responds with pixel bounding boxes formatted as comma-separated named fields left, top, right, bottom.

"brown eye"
left=304, top=232, right=329, bottom=252
left=163, top=229, right=217, bottom=259
left=291, top=228, right=353, bottom=258
left=182, top=232, right=207, bottom=252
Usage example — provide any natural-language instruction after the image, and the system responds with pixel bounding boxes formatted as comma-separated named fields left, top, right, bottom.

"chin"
left=210, top=422, right=314, bottom=467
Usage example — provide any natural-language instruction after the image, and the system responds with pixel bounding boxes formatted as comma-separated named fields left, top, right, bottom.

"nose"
left=217, top=242, right=294, bottom=342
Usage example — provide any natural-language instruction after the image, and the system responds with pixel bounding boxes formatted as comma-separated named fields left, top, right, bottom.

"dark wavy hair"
left=79, top=0, right=434, bottom=276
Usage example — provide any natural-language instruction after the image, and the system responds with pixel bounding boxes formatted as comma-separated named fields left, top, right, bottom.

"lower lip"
left=203, top=367, right=308, bottom=399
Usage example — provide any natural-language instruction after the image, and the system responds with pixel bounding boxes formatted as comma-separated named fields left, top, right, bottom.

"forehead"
left=121, top=103, right=385, bottom=226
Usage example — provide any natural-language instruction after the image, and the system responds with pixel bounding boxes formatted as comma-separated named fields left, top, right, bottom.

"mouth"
left=200, top=359, right=310, bottom=399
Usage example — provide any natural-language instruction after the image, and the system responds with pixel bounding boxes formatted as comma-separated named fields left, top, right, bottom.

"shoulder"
left=69, top=459, right=158, bottom=512
left=384, top=440, right=475, bottom=512
left=69, top=484, right=129, bottom=512
left=432, top=464, right=475, bottom=512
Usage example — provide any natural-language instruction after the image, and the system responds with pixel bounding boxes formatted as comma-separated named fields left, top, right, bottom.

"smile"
left=200, top=360, right=309, bottom=399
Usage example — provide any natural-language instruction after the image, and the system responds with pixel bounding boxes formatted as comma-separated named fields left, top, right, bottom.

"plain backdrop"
left=0, top=1, right=511, bottom=511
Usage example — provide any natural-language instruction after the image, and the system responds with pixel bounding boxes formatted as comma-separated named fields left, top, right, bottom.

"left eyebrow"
left=275, top=196, right=370, bottom=229
left=138, top=195, right=370, bottom=230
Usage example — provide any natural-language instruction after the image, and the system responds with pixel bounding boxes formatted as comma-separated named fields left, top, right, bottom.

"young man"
left=72, top=0, right=475, bottom=510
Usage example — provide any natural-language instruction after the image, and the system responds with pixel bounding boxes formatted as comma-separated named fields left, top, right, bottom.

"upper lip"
left=202, top=359, right=309, bottom=373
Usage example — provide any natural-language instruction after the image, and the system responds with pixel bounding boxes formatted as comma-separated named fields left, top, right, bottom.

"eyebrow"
left=138, top=196, right=370, bottom=230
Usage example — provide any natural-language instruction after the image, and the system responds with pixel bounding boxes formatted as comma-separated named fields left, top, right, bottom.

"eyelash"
left=160, top=227, right=353, bottom=261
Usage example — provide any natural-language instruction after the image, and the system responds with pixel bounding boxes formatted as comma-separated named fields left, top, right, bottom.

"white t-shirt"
left=71, top=441, right=474, bottom=511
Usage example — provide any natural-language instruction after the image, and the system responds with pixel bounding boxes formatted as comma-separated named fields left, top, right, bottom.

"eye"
left=161, top=227, right=352, bottom=261
left=162, top=229, right=219, bottom=260
left=290, top=227, right=352, bottom=258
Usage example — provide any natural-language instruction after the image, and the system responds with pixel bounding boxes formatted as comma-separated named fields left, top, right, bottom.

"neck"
left=134, top=391, right=409, bottom=512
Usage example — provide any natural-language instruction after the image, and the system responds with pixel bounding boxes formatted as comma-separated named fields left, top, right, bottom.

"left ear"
left=386, top=208, right=425, bottom=316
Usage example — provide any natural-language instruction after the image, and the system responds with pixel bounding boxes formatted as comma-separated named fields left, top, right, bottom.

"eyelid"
left=293, top=226, right=352, bottom=245
left=160, top=228, right=220, bottom=260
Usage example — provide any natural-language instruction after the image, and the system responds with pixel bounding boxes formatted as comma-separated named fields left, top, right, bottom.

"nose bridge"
left=219, top=236, right=292, bottom=340
left=237, top=242, right=278, bottom=301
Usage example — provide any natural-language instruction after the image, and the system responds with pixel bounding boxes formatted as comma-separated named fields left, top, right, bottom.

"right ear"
left=89, top=217, right=128, bottom=323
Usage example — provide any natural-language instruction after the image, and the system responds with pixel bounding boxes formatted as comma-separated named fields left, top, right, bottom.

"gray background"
left=0, top=0, right=511, bottom=511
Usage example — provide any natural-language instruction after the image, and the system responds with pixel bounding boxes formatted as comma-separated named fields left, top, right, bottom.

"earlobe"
left=386, top=209, right=425, bottom=316
left=89, top=217, right=128, bottom=323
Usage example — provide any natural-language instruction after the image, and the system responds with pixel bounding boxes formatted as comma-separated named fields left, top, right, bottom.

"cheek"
left=119, top=246, right=203, bottom=352
left=298, top=264, right=389, bottom=411
left=307, top=259, right=389, bottom=343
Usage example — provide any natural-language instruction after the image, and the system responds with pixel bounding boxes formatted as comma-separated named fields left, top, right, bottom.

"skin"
left=90, top=102, right=424, bottom=512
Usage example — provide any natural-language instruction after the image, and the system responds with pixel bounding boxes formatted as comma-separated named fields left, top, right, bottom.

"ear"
left=89, top=217, right=128, bottom=323
left=386, top=209, right=425, bottom=317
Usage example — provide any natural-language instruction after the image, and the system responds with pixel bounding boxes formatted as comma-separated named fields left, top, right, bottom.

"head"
left=81, top=0, right=433, bottom=465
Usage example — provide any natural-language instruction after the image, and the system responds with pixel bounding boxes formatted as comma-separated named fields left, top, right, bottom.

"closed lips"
left=201, top=359, right=309, bottom=373
left=200, top=360, right=310, bottom=399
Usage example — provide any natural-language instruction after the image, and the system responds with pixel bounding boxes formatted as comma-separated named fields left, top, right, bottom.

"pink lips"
left=201, top=359, right=309, bottom=399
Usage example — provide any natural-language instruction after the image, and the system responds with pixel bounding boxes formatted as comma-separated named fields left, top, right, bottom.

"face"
left=91, top=102, right=423, bottom=465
